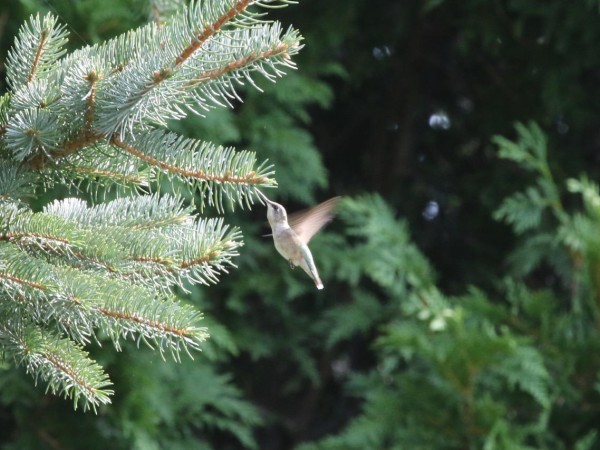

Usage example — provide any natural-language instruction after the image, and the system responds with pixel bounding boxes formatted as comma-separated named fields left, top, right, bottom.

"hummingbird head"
left=266, top=200, right=287, bottom=225
left=257, top=191, right=288, bottom=226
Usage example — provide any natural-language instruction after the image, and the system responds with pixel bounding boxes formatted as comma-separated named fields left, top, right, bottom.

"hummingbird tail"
left=299, top=256, right=324, bottom=289
left=312, top=267, right=324, bottom=289
left=304, top=266, right=324, bottom=289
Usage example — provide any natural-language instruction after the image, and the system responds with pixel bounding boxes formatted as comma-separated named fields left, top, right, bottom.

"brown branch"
left=97, top=307, right=194, bottom=338
left=70, top=250, right=119, bottom=274
left=23, top=71, right=103, bottom=170
left=0, top=233, right=120, bottom=275
left=131, top=256, right=175, bottom=266
left=3, top=55, right=102, bottom=165
left=42, top=352, right=99, bottom=398
left=26, top=131, right=103, bottom=170
left=132, top=251, right=217, bottom=271
left=28, top=28, right=49, bottom=83
left=83, top=71, right=101, bottom=133
left=180, top=252, right=218, bottom=269
left=1, top=231, right=70, bottom=246
left=174, top=0, right=252, bottom=67
left=186, top=43, right=291, bottom=88
left=1, top=229, right=123, bottom=276
left=110, top=134, right=269, bottom=184
left=0, top=272, right=47, bottom=290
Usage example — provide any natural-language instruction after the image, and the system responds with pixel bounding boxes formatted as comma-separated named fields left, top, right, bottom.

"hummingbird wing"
left=288, top=196, right=341, bottom=245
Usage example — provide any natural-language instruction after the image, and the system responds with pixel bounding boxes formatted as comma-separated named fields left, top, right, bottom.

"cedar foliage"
left=300, top=123, right=600, bottom=450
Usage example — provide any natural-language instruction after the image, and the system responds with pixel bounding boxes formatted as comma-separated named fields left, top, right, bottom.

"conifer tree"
left=0, top=0, right=301, bottom=411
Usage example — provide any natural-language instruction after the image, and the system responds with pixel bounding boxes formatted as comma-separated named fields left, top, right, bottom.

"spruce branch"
left=0, top=240, right=209, bottom=353
left=6, top=13, right=69, bottom=88
left=87, top=281, right=209, bottom=355
left=174, top=0, right=255, bottom=66
left=0, top=160, right=36, bottom=199
left=111, top=130, right=275, bottom=211
left=91, top=19, right=300, bottom=135
left=59, top=144, right=151, bottom=190
left=5, top=1, right=299, bottom=199
left=5, top=108, right=63, bottom=161
left=0, top=0, right=302, bottom=409
left=0, top=320, right=113, bottom=411
left=42, top=195, right=243, bottom=287
left=44, top=194, right=192, bottom=229
left=0, top=196, right=244, bottom=290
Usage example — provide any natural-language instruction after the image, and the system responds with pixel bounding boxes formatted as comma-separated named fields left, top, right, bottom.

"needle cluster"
left=0, top=0, right=301, bottom=410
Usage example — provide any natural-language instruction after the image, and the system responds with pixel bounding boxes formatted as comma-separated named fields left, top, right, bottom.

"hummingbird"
left=257, top=191, right=340, bottom=290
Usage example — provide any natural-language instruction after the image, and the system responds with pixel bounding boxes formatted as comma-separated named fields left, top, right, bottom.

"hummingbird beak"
left=256, top=190, right=274, bottom=207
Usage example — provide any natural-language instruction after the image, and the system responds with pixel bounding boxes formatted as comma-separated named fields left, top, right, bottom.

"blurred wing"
left=289, top=196, right=341, bottom=244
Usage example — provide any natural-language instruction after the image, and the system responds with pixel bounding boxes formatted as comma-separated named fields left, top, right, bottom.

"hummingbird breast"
left=272, top=227, right=305, bottom=264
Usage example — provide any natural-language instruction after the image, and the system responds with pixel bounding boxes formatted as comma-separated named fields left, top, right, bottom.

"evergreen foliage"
left=298, top=124, right=600, bottom=450
left=0, top=0, right=301, bottom=411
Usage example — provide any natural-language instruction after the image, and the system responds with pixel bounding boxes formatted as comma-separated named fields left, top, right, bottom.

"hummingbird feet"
left=288, top=260, right=295, bottom=270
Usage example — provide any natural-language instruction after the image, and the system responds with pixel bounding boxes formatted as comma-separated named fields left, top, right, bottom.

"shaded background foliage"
left=2, top=0, right=600, bottom=449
